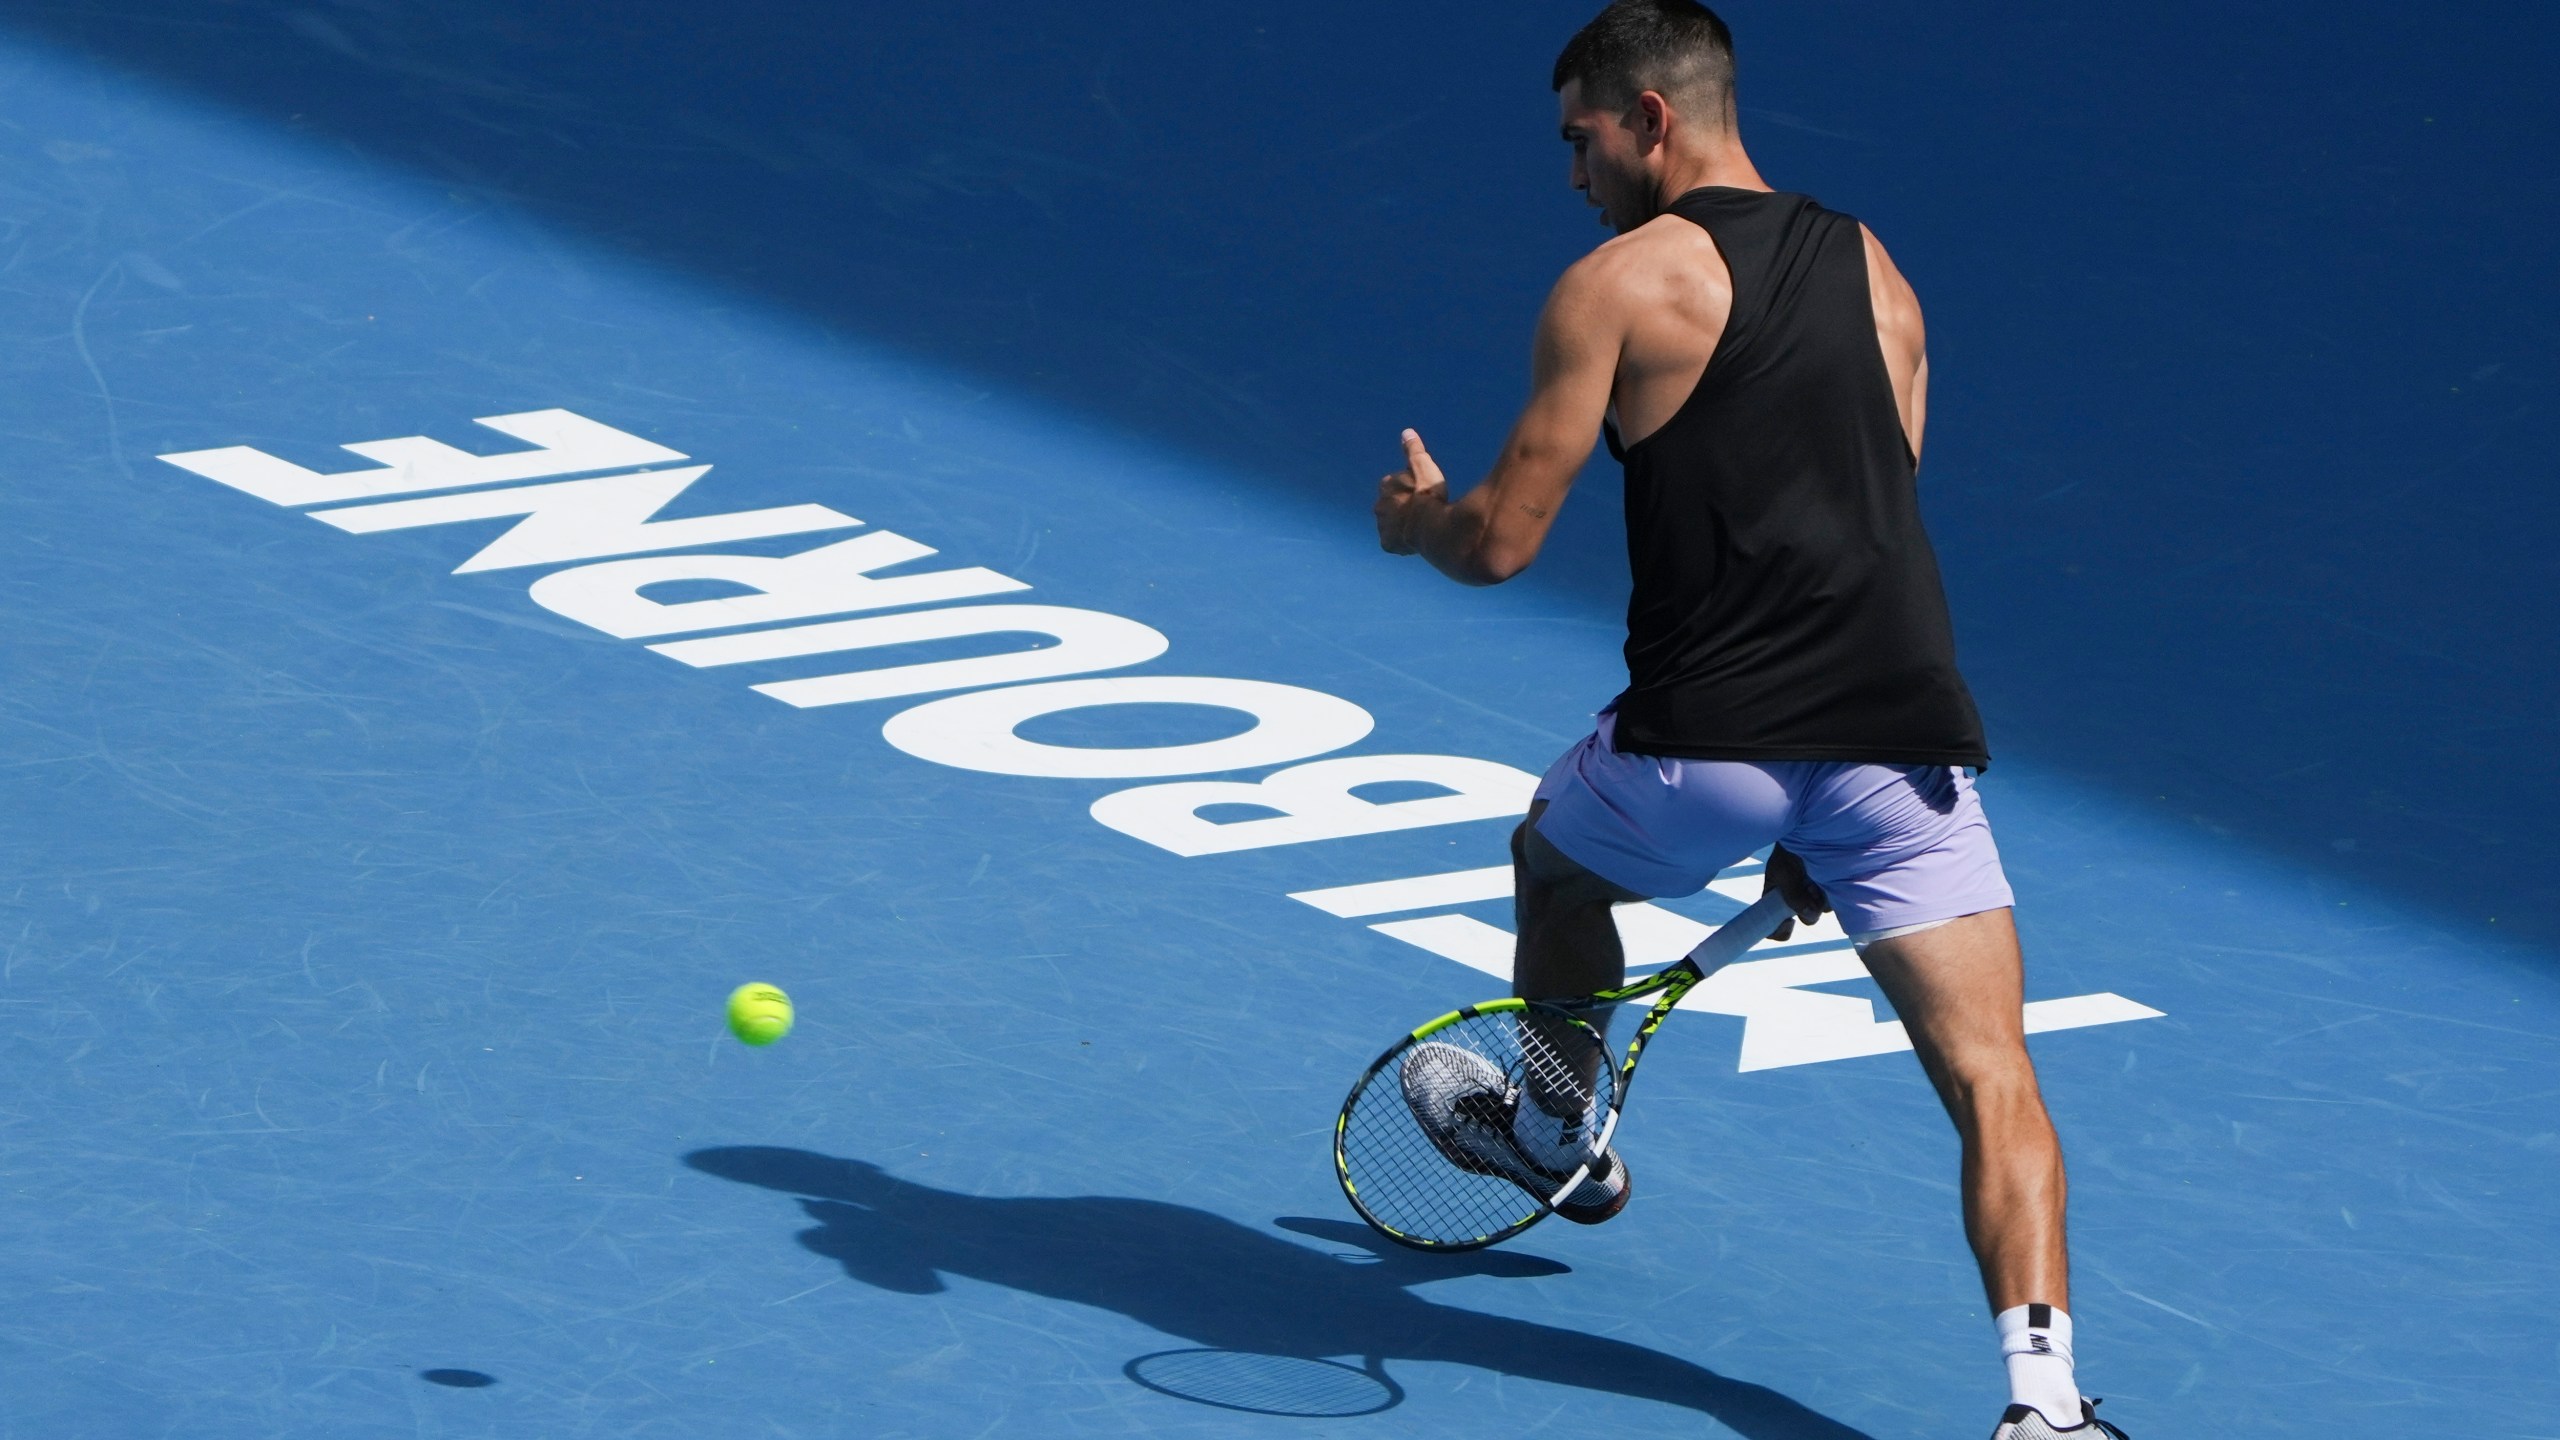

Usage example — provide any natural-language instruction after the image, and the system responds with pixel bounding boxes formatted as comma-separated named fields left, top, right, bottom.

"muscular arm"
left=1861, top=224, right=1929, bottom=461
left=1375, top=260, right=1622, bottom=584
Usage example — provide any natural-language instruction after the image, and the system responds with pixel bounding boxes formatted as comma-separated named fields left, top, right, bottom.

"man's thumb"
left=1401, top=428, right=1444, bottom=487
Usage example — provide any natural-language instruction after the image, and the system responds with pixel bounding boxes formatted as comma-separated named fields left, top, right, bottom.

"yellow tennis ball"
left=726, top=982, right=793, bottom=1046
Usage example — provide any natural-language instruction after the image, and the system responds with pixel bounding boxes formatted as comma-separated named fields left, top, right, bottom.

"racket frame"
left=1334, top=890, right=1798, bottom=1250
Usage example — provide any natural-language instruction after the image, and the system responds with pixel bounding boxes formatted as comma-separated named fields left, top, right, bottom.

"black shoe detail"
left=1993, top=1399, right=2131, bottom=1439
left=1549, top=1150, right=1630, bottom=1224
left=2080, top=1399, right=2131, bottom=1438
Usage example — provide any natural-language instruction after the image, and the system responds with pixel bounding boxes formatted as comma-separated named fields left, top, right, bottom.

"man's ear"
left=1632, top=91, right=1671, bottom=149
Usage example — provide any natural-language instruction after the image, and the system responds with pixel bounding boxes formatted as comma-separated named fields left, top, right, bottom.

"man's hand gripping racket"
left=1333, top=888, right=1802, bottom=1251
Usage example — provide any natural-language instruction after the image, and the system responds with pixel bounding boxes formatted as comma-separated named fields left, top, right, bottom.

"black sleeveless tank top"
left=1604, top=187, right=1990, bottom=769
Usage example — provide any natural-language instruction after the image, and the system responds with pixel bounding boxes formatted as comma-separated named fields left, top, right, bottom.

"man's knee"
left=1921, top=1034, right=2047, bottom=1125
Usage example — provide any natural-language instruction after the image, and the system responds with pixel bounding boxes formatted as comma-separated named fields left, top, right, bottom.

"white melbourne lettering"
left=527, top=530, right=1027, bottom=639
left=158, top=408, right=2164, bottom=1070
left=881, top=676, right=1375, bottom=780
left=652, top=604, right=1171, bottom=708
left=1090, top=754, right=1538, bottom=857
left=159, top=408, right=686, bottom=507
left=310, top=466, right=857, bottom=574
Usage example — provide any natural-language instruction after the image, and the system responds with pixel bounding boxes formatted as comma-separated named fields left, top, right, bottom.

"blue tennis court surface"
left=4, top=4, right=2555, bottom=1436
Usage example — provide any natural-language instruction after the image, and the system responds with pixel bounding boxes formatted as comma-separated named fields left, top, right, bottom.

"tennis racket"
left=1334, top=890, right=1796, bottom=1251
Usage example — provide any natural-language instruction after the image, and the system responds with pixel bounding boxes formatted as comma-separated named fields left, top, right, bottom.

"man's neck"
left=1650, top=137, right=1771, bottom=213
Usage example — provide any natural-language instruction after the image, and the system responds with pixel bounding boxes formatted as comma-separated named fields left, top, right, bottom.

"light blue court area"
left=3, top=4, right=2557, bottom=1438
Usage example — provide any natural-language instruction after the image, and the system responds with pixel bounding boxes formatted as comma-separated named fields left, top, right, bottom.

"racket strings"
left=1516, top=1013, right=1610, bottom=1126
left=1337, top=1007, right=1617, bottom=1249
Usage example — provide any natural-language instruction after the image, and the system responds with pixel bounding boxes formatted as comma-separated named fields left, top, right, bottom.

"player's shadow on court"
left=687, top=1146, right=1877, bottom=1439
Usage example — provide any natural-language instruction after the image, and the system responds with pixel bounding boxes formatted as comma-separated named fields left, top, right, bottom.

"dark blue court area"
left=3, top=3, right=2555, bottom=1436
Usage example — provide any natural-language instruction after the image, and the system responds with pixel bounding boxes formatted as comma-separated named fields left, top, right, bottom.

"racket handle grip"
left=1686, top=891, right=1799, bottom=974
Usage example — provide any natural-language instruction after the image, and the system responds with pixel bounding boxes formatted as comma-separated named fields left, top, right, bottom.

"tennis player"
left=1370, top=4, right=2124, bottom=1435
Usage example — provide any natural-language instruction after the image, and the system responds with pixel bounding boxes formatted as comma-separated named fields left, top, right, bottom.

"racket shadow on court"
left=686, top=1146, right=1876, bottom=1439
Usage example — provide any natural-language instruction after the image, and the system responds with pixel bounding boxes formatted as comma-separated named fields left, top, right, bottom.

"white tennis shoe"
left=1989, top=1400, right=2129, bottom=1439
left=1397, top=1041, right=1630, bottom=1224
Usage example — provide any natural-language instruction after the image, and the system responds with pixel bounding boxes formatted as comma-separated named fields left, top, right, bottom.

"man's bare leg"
left=1493, top=801, right=1647, bottom=1218
left=1511, top=798, right=1645, bottom=1001
left=1860, top=907, right=2095, bottom=1431
left=1855, top=907, right=2068, bottom=1311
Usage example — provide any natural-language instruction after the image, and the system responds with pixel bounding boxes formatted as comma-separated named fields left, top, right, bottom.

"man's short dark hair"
left=1552, top=0, right=1737, bottom=128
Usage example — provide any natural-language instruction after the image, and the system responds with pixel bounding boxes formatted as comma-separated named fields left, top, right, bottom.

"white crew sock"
left=1509, top=1088, right=1627, bottom=1208
left=1994, top=1303, right=2081, bottom=1427
left=1509, top=1012, right=1622, bottom=1203
left=1509, top=1092, right=1598, bottom=1170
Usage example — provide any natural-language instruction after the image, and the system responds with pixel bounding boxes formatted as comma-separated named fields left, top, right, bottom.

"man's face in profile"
left=1557, top=78, right=1648, bottom=234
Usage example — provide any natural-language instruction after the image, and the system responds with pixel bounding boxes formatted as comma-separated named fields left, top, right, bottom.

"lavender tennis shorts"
left=1532, top=709, right=2014, bottom=939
